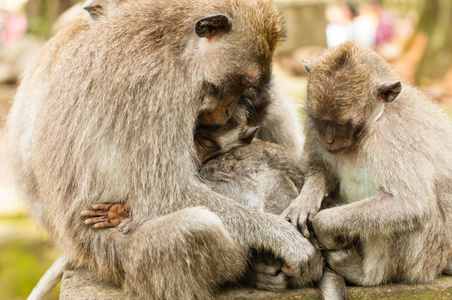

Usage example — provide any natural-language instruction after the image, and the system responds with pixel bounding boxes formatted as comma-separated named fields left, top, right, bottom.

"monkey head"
left=303, top=41, right=402, bottom=153
left=195, top=125, right=259, bottom=165
left=192, top=0, right=284, bottom=126
left=195, top=104, right=259, bottom=164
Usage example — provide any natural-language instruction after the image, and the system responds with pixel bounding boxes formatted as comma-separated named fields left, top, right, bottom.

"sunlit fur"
left=285, top=40, right=452, bottom=286
left=7, top=1, right=311, bottom=298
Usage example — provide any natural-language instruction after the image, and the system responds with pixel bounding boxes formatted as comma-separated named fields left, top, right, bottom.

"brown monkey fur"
left=283, top=40, right=452, bottom=286
left=8, top=0, right=316, bottom=298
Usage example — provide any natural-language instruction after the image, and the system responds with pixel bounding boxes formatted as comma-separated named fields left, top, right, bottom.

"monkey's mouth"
left=322, top=141, right=352, bottom=153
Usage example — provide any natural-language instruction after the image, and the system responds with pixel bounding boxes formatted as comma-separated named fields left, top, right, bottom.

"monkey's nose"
left=326, top=139, right=335, bottom=145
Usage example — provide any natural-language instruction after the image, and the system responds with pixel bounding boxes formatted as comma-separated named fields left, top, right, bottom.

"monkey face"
left=198, top=76, right=258, bottom=126
left=195, top=105, right=259, bottom=165
left=310, top=117, right=361, bottom=153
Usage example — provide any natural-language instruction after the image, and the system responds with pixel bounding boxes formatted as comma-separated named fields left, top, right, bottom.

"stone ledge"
left=60, top=268, right=452, bottom=299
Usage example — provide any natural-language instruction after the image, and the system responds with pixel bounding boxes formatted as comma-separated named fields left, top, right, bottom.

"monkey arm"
left=114, top=175, right=323, bottom=279
left=282, top=163, right=337, bottom=238
left=188, top=184, right=323, bottom=277
left=312, top=191, right=432, bottom=250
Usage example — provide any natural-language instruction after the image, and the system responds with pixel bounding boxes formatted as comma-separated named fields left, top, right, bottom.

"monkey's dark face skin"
left=309, top=113, right=363, bottom=154
left=199, top=74, right=272, bottom=127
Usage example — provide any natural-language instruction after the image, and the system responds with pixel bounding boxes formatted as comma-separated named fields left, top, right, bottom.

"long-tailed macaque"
left=8, top=0, right=316, bottom=298
left=283, top=40, right=452, bottom=286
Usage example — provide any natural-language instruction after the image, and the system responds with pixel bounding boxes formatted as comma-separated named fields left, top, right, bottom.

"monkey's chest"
left=337, top=164, right=378, bottom=203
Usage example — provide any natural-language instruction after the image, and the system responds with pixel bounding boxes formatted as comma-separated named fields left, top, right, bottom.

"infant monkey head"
left=195, top=105, right=259, bottom=165
left=303, top=41, right=402, bottom=153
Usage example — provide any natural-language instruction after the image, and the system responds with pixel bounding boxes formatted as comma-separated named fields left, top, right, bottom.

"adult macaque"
left=8, top=0, right=316, bottom=298
left=283, top=40, right=452, bottom=285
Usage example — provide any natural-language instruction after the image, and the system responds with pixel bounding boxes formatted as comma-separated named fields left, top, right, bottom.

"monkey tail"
left=28, top=256, right=70, bottom=300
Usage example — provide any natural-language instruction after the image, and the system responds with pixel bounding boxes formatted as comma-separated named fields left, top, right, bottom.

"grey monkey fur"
left=8, top=0, right=313, bottom=299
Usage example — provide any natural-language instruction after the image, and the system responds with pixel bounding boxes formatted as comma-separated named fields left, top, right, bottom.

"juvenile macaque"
left=8, top=0, right=317, bottom=299
left=283, top=40, right=452, bottom=285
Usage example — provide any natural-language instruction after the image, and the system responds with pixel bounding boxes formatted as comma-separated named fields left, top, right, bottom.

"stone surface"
left=60, top=268, right=452, bottom=300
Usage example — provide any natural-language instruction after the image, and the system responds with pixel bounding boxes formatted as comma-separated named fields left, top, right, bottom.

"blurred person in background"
left=365, top=0, right=395, bottom=46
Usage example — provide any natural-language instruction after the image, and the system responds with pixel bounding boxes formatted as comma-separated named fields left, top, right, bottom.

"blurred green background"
left=0, top=0, right=451, bottom=299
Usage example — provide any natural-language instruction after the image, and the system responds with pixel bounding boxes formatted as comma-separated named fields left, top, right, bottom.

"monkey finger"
left=84, top=216, right=109, bottom=225
left=307, top=211, right=318, bottom=222
left=91, top=204, right=113, bottom=210
left=116, top=222, right=135, bottom=234
left=81, top=210, right=108, bottom=217
left=282, top=211, right=300, bottom=228
left=93, top=221, right=114, bottom=229
left=299, top=222, right=310, bottom=239
left=281, top=262, right=300, bottom=277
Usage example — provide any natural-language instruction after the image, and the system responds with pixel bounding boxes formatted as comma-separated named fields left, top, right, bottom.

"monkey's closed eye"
left=198, top=138, right=218, bottom=150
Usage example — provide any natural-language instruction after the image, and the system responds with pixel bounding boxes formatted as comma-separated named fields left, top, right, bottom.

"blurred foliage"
left=416, top=0, right=452, bottom=83
left=0, top=213, right=61, bottom=300
left=25, top=0, right=79, bottom=37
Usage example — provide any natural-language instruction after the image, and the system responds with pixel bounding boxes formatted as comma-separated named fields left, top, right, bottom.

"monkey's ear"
left=240, top=126, right=260, bottom=144
left=379, top=81, right=402, bottom=102
left=302, top=59, right=312, bottom=73
left=83, top=0, right=103, bottom=20
left=195, top=15, right=231, bottom=39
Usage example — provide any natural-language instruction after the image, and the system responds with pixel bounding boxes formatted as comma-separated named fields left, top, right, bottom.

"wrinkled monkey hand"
left=312, top=209, right=351, bottom=250
left=270, top=217, right=324, bottom=282
left=81, top=203, right=130, bottom=229
left=281, top=201, right=320, bottom=238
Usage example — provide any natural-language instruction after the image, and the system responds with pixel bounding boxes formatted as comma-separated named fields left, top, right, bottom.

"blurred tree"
left=416, top=0, right=452, bottom=83
left=25, top=0, right=80, bottom=37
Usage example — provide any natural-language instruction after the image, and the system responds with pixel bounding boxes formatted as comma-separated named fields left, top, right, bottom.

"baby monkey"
left=82, top=103, right=259, bottom=227
left=83, top=117, right=260, bottom=228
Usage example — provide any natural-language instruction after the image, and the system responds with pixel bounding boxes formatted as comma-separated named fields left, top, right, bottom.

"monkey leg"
left=317, top=268, right=347, bottom=300
left=119, top=207, right=248, bottom=299
left=325, top=244, right=365, bottom=286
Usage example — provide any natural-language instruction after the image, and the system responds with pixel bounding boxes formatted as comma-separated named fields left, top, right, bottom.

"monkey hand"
left=245, top=251, right=288, bottom=292
left=311, top=209, right=351, bottom=250
left=281, top=201, right=320, bottom=238
left=269, top=217, right=324, bottom=282
left=81, top=203, right=130, bottom=229
left=279, top=240, right=324, bottom=287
